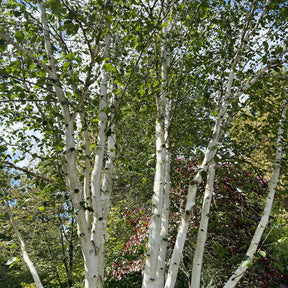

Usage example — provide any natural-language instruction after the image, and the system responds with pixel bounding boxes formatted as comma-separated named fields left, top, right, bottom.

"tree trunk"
left=190, top=161, right=216, bottom=288
left=38, top=0, right=111, bottom=286
left=142, top=109, right=166, bottom=288
left=2, top=188, right=44, bottom=288
left=223, top=98, right=288, bottom=288
left=142, top=3, right=172, bottom=286
left=89, top=13, right=111, bottom=287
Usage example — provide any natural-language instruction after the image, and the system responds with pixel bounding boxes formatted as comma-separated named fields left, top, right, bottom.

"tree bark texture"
left=142, top=3, right=172, bottom=287
left=190, top=161, right=216, bottom=288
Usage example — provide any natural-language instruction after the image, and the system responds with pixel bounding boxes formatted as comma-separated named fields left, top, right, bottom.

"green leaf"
left=47, top=0, right=62, bottom=15
left=14, top=31, right=24, bottom=43
left=211, top=110, right=218, bottom=116
left=103, top=63, right=112, bottom=71
left=38, top=206, right=45, bottom=211
left=278, top=237, right=287, bottom=243
left=63, top=61, right=70, bottom=70
left=89, top=144, right=96, bottom=150
left=104, top=14, right=112, bottom=23
left=258, top=250, right=266, bottom=258
left=161, top=22, right=168, bottom=28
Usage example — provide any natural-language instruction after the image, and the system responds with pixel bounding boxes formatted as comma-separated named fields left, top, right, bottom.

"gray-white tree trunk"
left=89, top=16, right=111, bottom=287
left=142, top=102, right=166, bottom=288
left=38, top=1, right=112, bottom=287
left=2, top=188, right=44, bottom=288
left=190, top=161, right=216, bottom=288
left=142, top=3, right=172, bottom=287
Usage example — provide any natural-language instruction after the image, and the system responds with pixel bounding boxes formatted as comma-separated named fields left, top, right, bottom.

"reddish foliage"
left=106, top=159, right=285, bottom=286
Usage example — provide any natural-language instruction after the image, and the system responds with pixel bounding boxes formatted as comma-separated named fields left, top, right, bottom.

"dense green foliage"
left=0, top=0, right=288, bottom=287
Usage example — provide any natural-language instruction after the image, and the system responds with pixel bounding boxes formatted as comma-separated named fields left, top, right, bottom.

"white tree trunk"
left=164, top=3, right=269, bottom=283
left=89, top=14, right=111, bottom=288
left=80, top=112, right=92, bottom=226
left=101, top=30, right=118, bottom=247
left=142, top=114, right=166, bottom=288
left=142, top=3, right=172, bottom=287
left=223, top=98, right=288, bottom=288
left=155, top=6, right=173, bottom=288
left=165, top=183, right=198, bottom=288
left=156, top=147, right=171, bottom=288
left=2, top=189, right=44, bottom=288
left=190, top=161, right=216, bottom=288
left=38, top=1, right=111, bottom=287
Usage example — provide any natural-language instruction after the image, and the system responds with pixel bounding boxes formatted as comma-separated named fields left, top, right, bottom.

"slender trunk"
left=164, top=185, right=197, bottom=288
left=164, top=3, right=263, bottom=282
left=142, top=8, right=172, bottom=288
left=81, top=112, right=92, bottom=226
left=89, top=17, right=111, bottom=287
left=164, top=75, right=233, bottom=287
left=190, top=161, right=216, bottom=288
left=2, top=189, right=44, bottom=288
left=223, top=98, right=288, bottom=288
left=156, top=59, right=172, bottom=288
left=101, top=88, right=117, bottom=236
left=156, top=148, right=171, bottom=287
left=142, top=114, right=166, bottom=288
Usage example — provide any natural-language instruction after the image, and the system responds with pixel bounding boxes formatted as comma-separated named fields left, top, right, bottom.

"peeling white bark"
left=89, top=14, right=111, bottom=288
left=142, top=115, right=166, bottom=288
left=142, top=3, right=172, bottom=287
left=164, top=185, right=197, bottom=288
left=38, top=1, right=111, bottom=287
left=80, top=112, right=92, bottom=226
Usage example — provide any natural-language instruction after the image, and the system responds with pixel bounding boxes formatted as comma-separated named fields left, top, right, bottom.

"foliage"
left=0, top=174, right=82, bottom=288
left=265, top=216, right=288, bottom=286
left=0, top=0, right=288, bottom=287
left=105, top=159, right=286, bottom=287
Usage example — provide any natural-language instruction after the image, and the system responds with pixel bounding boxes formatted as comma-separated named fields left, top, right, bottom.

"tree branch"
left=0, top=160, right=66, bottom=189
left=0, top=32, right=51, bottom=74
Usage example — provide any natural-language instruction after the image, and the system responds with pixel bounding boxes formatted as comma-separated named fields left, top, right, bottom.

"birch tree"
left=1, top=0, right=288, bottom=287
left=0, top=0, right=117, bottom=287
left=222, top=95, right=288, bottom=288
left=164, top=1, right=288, bottom=287
left=1, top=186, right=44, bottom=288
left=142, top=1, right=172, bottom=287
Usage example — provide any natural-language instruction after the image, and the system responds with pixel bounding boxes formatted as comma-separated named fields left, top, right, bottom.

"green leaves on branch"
left=14, top=31, right=24, bottom=43
left=46, top=0, right=63, bottom=15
